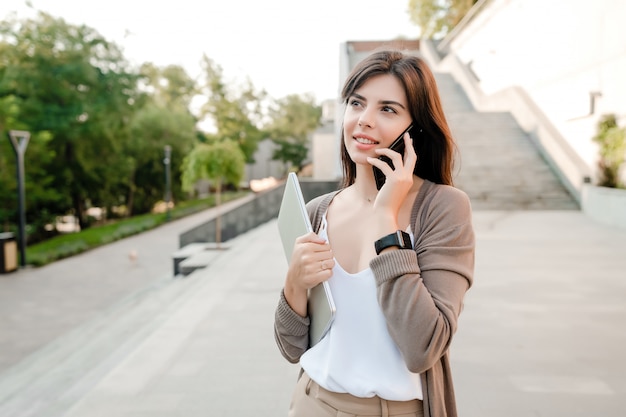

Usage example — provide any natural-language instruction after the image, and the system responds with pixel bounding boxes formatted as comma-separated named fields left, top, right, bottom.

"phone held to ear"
left=373, top=124, right=413, bottom=190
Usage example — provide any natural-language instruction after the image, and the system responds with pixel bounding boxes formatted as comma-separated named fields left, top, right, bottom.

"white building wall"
left=312, top=131, right=337, bottom=180
left=312, top=99, right=340, bottom=180
left=245, top=138, right=283, bottom=182
left=445, top=0, right=626, bottom=171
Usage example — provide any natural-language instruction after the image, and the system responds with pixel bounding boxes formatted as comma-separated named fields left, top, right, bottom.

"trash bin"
left=0, top=233, right=18, bottom=274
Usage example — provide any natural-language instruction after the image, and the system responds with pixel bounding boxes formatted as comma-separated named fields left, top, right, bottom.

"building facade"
left=436, top=0, right=626, bottom=178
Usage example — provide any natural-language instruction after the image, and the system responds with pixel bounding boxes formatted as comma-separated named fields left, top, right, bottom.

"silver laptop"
left=277, top=172, right=336, bottom=346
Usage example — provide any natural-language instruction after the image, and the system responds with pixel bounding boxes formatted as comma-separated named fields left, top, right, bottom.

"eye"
left=382, top=105, right=397, bottom=114
left=349, top=99, right=362, bottom=107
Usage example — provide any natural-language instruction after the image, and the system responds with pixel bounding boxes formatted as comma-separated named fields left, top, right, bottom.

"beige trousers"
left=288, top=372, right=424, bottom=417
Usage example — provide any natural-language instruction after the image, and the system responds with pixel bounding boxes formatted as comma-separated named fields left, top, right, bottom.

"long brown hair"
left=340, top=50, right=457, bottom=188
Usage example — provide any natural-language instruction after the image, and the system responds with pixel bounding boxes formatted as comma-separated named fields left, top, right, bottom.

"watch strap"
left=374, top=230, right=412, bottom=255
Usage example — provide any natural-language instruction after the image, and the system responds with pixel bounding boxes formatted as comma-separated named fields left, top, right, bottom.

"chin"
left=346, top=149, right=370, bottom=165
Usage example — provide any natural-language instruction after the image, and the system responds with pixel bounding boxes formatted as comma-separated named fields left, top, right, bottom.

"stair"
left=434, top=73, right=578, bottom=210
left=177, top=243, right=230, bottom=276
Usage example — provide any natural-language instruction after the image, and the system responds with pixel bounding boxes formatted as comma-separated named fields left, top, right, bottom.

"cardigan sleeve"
left=273, top=192, right=337, bottom=363
left=370, top=185, right=475, bottom=374
left=274, top=289, right=310, bottom=363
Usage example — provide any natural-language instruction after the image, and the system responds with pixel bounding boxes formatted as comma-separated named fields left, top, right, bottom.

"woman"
left=274, top=50, right=475, bottom=417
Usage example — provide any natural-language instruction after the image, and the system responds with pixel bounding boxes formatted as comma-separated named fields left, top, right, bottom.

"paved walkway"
left=0, top=196, right=253, bottom=372
left=1, top=206, right=625, bottom=417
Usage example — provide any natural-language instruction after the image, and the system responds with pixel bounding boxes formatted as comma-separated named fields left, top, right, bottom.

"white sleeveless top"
left=300, top=214, right=423, bottom=401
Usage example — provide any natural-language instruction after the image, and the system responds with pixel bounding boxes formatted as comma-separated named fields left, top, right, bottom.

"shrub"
left=25, top=191, right=249, bottom=267
left=592, top=114, right=626, bottom=188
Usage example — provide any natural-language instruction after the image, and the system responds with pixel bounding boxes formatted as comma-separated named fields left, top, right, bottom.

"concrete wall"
left=312, top=99, right=339, bottom=181
left=245, top=138, right=284, bottom=182
left=439, top=0, right=626, bottom=180
left=312, top=128, right=337, bottom=180
left=179, top=179, right=340, bottom=248
left=582, top=185, right=626, bottom=230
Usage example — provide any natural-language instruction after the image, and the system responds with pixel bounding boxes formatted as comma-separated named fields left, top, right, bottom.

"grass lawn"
left=25, top=191, right=250, bottom=267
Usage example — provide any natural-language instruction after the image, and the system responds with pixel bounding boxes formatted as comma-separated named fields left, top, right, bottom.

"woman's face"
left=343, top=74, right=413, bottom=167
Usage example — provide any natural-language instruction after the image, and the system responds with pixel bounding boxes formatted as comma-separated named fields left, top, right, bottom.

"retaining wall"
left=179, top=179, right=340, bottom=248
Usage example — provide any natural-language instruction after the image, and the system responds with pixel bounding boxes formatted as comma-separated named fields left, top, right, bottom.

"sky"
left=2, top=0, right=420, bottom=103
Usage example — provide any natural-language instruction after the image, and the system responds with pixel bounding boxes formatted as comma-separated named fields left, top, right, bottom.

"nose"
left=357, top=109, right=375, bottom=128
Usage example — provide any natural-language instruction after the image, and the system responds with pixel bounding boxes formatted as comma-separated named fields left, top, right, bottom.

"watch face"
left=399, top=231, right=412, bottom=248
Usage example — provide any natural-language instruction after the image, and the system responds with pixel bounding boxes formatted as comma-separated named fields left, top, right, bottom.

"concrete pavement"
left=0, top=195, right=254, bottom=373
left=455, top=211, right=626, bottom=416
left=1, top=206, right=625, bottom=416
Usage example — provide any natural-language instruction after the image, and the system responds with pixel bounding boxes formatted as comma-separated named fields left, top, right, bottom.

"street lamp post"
left=163, top=145, right=172, bottom=221
left=7, top=130, right=30, bottom=267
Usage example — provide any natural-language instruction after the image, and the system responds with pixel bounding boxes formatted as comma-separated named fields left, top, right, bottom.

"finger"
left=319, top=259, right=327, bottom=271
left=302, top=259, right=332, bottom=282
left=322, top=257, right=336, bottom=271
left=300, top=242, right=332, bottom=256
left=288, top=254, right=333, bottom=289
left=295, top=232, right=327, bottom=245
left=312, top=268, right=333, bottom=285
left=375, top=145, right=407, bottom=171
left=318, top=267, right=333, bottom=281
left=297, top=246, right=333, bottom=267
left=403, top=133, right=416, bottom=158
left=367, top=156, right=394, bottom=175
left=306, top=251, right=334, bottom=269
left=403, top=135, right=418, bottom=170
left=315, top=258, right=335, bottom=276
left=292, top=241, right=328, bottom=261
left=374, top=146, right=403, bottom=160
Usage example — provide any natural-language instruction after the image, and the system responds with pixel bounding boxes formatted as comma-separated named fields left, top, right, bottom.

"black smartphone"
left=374, top=124, right=413, bottom=190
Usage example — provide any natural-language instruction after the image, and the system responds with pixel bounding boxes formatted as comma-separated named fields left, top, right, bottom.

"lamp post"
left=7, top=130, right=30, bottom=267
left=163, top=145, right=172, bottom=221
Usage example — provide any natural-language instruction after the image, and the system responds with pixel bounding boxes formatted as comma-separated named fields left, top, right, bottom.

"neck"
left=354, top=187, right=377, bottom=203
left=352, top=169, right=379, bottom=203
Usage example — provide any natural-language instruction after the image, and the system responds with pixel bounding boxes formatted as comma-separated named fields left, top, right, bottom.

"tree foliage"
left=180, top=139, right=245, bottom=245
left=198, top=56, right=266, bottom=163
left=125, top=102, right=197, bottom=214
left=408, top=0, right=477, bottom=39
left=181, top=140, right=245, bottom=194
left=0, top=9, right=324, bottom=247
left=123, top=64, right=198, bottom=215
left=593, top=114, right=626, bottom=188
left=267, top=93, right=321, bottom=173
left=0, top=11, right=141, bottom=231
left=139, top=62, right=197, bottom=110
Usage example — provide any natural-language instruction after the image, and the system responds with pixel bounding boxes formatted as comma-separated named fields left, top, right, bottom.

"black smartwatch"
left=374, top=230, right=412, bottom=255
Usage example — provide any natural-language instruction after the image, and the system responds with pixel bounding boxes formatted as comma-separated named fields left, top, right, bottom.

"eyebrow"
left=351, top=93, right=407, bottom=110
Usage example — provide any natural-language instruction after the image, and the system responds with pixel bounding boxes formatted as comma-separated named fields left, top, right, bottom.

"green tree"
left=0, top=22, right=71, bottom=238
left=181, top=140, right=245, bottom=244
left=0, top=12, right=141, bottom=231
left=139, top=63, right=197, bottom=109
left=408, top=0, right=477, bottom=38
left=267, top=93, right=321, bottom=174
left=0, top=129, right=60, bottom=242
left=198, top=56, right=266, bottom=163
left=125, top=103, right=197, bottom=215
left=124, top=64, right=198, bottom=215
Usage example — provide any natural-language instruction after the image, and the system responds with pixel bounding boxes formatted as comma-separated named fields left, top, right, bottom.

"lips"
left=354, top=135, right=379, bottom=145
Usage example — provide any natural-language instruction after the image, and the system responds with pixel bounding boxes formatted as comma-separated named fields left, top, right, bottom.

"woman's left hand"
left=367, top=132, right=417, bottom=217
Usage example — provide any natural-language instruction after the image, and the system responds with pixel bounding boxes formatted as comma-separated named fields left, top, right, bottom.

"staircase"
left=435, top=73, right=578, bottom=210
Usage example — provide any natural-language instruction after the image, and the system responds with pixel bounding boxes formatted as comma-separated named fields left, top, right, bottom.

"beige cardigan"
left=274, top=180, right=475, bottom=417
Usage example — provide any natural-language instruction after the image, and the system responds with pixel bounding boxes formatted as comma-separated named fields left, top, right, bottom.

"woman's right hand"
left=283, top=232, right=335, bottom=317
